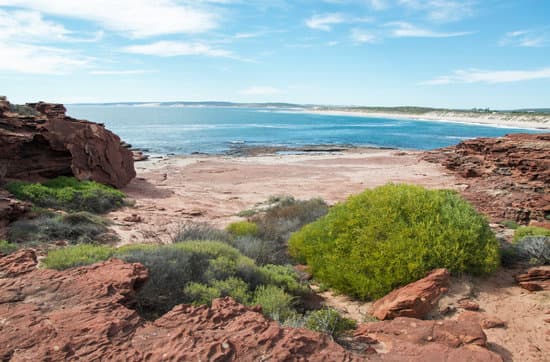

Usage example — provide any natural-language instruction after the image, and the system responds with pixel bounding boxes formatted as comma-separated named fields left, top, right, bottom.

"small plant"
left=172, top=222, right=232, bottom=243
left=513, top=226, right=550, bottom=243
left=42, top=244, right=115, bottom=270
left=0, top=240, right=17, bottom=254
left=304, top=308, right=357, bottom=339
left=252, top=285, right=296, bottom=323
left=6, top=176, right=125, bottom=213
left=226, top=221, right=259, bottom=237
left=237, top=209, right=256, bottom=217
left=501, top=220, right=519, bottom=229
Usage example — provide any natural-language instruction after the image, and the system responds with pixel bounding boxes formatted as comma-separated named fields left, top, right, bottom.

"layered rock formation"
left=0, top=250, right=502, bottom=361
left=423, top=133, right=550, bottom=225
left=0, top=98, right=135, bottom=188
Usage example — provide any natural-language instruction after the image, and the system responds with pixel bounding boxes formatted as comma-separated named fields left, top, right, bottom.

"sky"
left=1, top=0, right=549, bottom=109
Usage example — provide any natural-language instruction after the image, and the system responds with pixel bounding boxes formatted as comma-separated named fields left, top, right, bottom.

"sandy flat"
left=110, top=149, right=460, bottom=245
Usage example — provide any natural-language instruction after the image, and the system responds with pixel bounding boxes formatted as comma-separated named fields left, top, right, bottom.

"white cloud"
left=351, top=28, right=376, bottom=43
left=0, top=0, right=218, bottom=37
left=499, top=29, right=548, bottom=48
left=0, top=42, right=89, bottom=74
left=240, top=86, right=282, bottom=96
left=388, top=22, right=472, bottom=38
left=123, top=41, right=236, bottom=59
left=398, top=0, right=475, bottom=22
left=423, top=67, right=550, bottom=85
left=90, top=69, right=154, bottom=75
left=366, top=0, right=388, bottom=10
left=0, top=9, right=69, bottom=42
left=306, top=13, right=346, bottom=31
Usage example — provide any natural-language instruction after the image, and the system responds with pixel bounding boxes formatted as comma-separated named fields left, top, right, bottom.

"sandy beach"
left=110, top=149, right=460, bottom=245
left=306, top=109, right=550, bottom=130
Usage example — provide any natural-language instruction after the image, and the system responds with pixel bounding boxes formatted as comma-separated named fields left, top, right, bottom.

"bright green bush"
left=6, top=176, right=125, bottom=213
left=0, top=240, right=17, bottom=254
left=513, top=226, right=550, bottom=243
left=226, top=221, right=259, bottom=237
left=304, top=308, right=356, bottom=339
left=252, top=285, right=295, bottom=323
left=42, top=244, right=115, bottom=270
left=8, top=211, right=111, bottom=245
left=289, top=184, right=499, bottom=300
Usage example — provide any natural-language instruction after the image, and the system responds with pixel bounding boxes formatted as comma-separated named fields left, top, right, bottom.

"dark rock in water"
left=423, top=133, right=550, bottom=224
left=0, top=98, right=135, bottom=188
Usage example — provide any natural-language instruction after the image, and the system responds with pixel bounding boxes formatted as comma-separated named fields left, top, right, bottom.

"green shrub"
left=183, top=283, right=221, bottom=306
left=6, top=176, right=125, bottom=213
left=42, top=244, right=115, bottom=270
left=304, top=308, right=356, bottom=339
left=8, top=212, right=111, bottom=245
left=259, top=264, right=310, bottom=296
left=227, top=236, right=278, bottom=265
left=0, top=240, right=17, bottom=254
left=289, top=184, right=499, bottom=300
left=501, top=220, right=519, bottom=229
left=226, top=221, right=259, bottom=237
left=252, top=285, right=295, bottom=323
left=172, top=222, right=232, bottom=243
left=513, top=226, right=550, bottom=243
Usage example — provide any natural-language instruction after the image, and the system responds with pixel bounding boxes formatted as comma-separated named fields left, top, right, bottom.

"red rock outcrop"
left=371, top=268, right=450, bottom=320
left=423, top=133, right=550, bottom=224
left=355, top=317, right=502, bottom=361
left=515, top=265, right=550, bottom=291
left=0, top=189, right=30, bottom=236
left=0, top=250, right=503, bottom=361
left=0, top=98, right=135, bottom=188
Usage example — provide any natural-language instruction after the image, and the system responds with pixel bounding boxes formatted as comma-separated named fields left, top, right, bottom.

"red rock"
left=371, top=268, right=450, bottom=320
left=123, top=214, right=143, bottom=223
left=354, top=317, right=502, bottom=361
left=458, top=299, right=480, bottom=311
left=423, top=133, right=550, bottom=224
left=515, top=266, right=550, bottom=291
left=458, top=311, right=506, bottom=329
left=0, top=98, right=135, bottom=188
left=0, top=189, right=30, bottom=236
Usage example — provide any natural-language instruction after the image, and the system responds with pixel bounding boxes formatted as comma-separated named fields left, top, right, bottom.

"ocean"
left=66, top=105, right=542, bottom=155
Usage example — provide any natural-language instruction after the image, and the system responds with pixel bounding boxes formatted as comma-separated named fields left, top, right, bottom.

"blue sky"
left=1, top=0, right=549, bottom=108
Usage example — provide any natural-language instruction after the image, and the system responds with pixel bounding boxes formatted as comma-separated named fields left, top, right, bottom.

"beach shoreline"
left=302, top=109, right=550, bottom=130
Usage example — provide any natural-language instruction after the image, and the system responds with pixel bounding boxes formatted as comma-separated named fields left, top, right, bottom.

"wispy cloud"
left=423, top=67, right=550, bottom=85
left=351, top=28, right=377, bottom=43
left=398, top=0, right=475, bottom=22
left=306, top=13, right=346, bottom=31
left=240, top=86, right=282, bottom=96
left=0, top=0, right=218, bottom=37
left=0, top=43, right=90, bottom=74
left=89, top=69, right=155, bottom=75
left=499, top=29, right=548, bottom=48
left=123, top=41, right=237, bottom=59
left=387, top=21, right=472, bottom=38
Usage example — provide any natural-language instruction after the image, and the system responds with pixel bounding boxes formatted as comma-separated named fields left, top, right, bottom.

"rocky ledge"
left=423, top=133, right=550, bottom=225
left=0, top=250, right=502, bottom=361
left=0, top=98, right=135, bottom=188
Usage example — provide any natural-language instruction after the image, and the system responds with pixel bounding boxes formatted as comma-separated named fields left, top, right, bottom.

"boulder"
left=0, top=189, right=30, bottom=236
left=0, top=98, right=135, bottom=188
left=371, top=268, right=450, bottom=320
left=515, top=266, right=550, bottom=291
left=457, top=311, right=507, bottom=330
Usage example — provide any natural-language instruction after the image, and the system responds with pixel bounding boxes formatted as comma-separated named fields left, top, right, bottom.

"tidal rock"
left=371, top=268, right=450, bottom=320
left=0, top=98, right=135, bottom=188
left=515, top=266, right=550, bottom=291
left=423, top=133, right=550, bottom=224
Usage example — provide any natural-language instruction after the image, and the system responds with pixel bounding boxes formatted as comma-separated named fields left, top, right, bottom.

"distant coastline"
left=302, top=108, right=550, bottom=130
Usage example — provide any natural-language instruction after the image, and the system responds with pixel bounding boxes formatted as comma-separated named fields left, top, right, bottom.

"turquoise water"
left=67, top=105, right=542, bottom=154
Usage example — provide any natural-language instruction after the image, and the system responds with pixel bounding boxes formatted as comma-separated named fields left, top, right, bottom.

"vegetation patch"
left=304, top=308, right=357, bottom=339
left=8, top=211, right=112, bottom=246
left=513, top=226, right=550, bottom=243
left=0, top=240, right=17, bottom=254
left=6, top=176, right=125, bottom=213
left=226, top=221, right=259, bottom=237
left=42, top=244, right=115, bottom=270
left=289, top=184, right=500, bottom=300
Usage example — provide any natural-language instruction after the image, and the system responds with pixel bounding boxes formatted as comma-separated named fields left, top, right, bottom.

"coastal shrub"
left=227, top=235, right=277, bottom=265
left=289, top=184, right=500, bottom=300
left=226, top=221, right=259, bottom=237
left=501, top=220, right=519, bottom=229
left=172, top=222, right=232, bottom=243
left=304, top=308, right=357, bottom=339
left=513, top=226, right=550, bottom=243
left=6, top=176, right=125, bottom=213
left=42, top=244, right=115, bottom=270
left=0, top=240, right=17, bottom=254
left=7, top=212, right=111, bottom=245
left=252, top=285, right=296, bottom=323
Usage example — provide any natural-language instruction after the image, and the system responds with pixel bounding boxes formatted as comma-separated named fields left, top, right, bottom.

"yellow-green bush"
left=513, top=226, right=550, bottom=243
left=289, top=184, right=499, bottom=300
left=0, top=240, right=17, bottom=254
left=6, top=176, right=125, bottom=213
left=42, top=244, right=115, bottom=270
left=226, top=221, right=259, bottom=237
